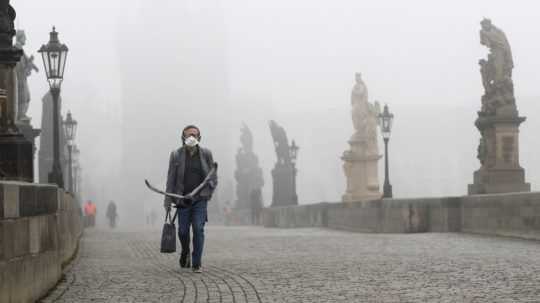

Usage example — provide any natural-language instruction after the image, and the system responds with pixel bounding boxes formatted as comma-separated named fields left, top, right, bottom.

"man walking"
left=164, top=125, right=218, bottom=273
left=106, top=200, right=118, bottom=228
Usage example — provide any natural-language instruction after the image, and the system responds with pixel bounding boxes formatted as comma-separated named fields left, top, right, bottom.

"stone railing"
left=263, top=192, right=540, bottom=240
left=0, top=181, right=83, bottom=303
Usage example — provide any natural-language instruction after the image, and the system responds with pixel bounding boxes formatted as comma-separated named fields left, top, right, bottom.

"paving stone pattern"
left=41, top=226, right=540, bottom=302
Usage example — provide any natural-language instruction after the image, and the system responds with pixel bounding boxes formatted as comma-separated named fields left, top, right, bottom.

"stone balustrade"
left=0, top=181, right=83, bottom=303
left=263, top=192, right=540, bottom=240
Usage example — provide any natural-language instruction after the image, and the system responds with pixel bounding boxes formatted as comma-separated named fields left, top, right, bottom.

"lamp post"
left=289, top=140, right=299, bottom=204
left=63, top=111, right=77, bottom=193
left=38, top=27, right=68, bottom=188
left=378, top=104, right=394, bottom=198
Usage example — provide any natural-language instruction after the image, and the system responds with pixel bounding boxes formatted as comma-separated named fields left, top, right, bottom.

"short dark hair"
left=182, top=125, right=201, bottom=138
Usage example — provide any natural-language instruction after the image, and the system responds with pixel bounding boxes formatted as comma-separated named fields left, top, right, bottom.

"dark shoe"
left=179, top=252, right=191, bottom=268
left=192, top=266, right=202, bottom=273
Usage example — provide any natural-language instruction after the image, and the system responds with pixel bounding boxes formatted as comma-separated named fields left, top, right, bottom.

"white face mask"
left=184, top=136, right=199, bottom=147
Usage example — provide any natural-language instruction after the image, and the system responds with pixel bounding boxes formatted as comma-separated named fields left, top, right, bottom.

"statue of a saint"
left=235, top=123, right=264, bottom=209
left=240, top=123, right=253, bottom=154
left=269, top=120, right=291, bottom=165
left=478, top=19, right=517, bottom=115
left=351, top=73, right=369, bottom=134
left=15, top=30, right=39, bottom=121
left=480, top=19, right=513, bottom=85
left=350, top=73, right=380, bottom=155
left=342, top=73, right=382, bottom=202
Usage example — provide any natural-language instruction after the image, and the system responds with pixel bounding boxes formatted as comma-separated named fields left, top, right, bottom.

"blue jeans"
left=177, top=200, right=208, bottom=267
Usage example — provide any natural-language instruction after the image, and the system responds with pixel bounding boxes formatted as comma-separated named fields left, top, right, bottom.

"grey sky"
left=18, top=0, right=540, bottom=113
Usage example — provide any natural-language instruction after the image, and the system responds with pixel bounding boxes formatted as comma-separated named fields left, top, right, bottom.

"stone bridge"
left=2, top=180, right=540, bottom=302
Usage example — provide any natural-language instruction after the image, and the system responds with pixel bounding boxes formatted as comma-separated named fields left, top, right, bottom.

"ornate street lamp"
left=378, top=104, right=394, bottom=198
left=38, top=27, right=68, bottom=187
left=63, top=111, right=77, bottom=193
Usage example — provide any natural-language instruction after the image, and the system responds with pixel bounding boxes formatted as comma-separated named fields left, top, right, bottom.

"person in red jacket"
left=84, top=200, right=97, bottom=227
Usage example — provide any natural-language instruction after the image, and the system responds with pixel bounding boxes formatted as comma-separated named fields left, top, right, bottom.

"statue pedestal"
left=468, top=114, right=530, bottom=194
left=234, top=150, right=264, bottom=210
left=271, top=163, right=297, bottom=207
left=235, top=169, right=262, bottom=209
left=0, top=133, right=34, bottom=182
left=342, top=137, right=382, bottom=202
left=469, top=167, right=530, bottom=194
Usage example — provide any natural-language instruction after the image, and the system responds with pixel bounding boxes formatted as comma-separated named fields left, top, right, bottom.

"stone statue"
left=269, top=120, right=291, bottom=165
left=350, top=73, right=381, bottom=154
left=15, top=30, right=38, bottom=121
left=480, top=19, right=513, bottom=84
left=268, top=120, right=298, bottom=206
left=234, top=124, right=264, bottom=209
left=240, top=123, right=253, bottom=153
left=342, top=73, right=382, bottom=202
left=469, top=19, right=530, bottom=195
left=351, top=72, right=368, bottom=134
left=0, top=1, right=36, bottom=183
left=479, top=19, right=515, bottom=114
left=0, top=1, right=20, bottom=133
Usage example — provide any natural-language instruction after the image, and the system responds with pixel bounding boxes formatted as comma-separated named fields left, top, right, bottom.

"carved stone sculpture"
left=469, top=19, right=530, bottom=195
left=480, top=19, right=513, bottom=84
left=342, top=73, right=382, bottom=202
left=0, top=1, right=34, bottom=182
left=351, top=72, right=369, bottom=134
left=269, top=120, right=298, bottom=206
left=234, top=124, right=264, bottom=210
left=15, top=29, right=38, bottom=121
left=269, top=120, right=292, bottom=165
left=0, top=1, right=20, bottom=133
left=478, top=19, right=516, bottom=115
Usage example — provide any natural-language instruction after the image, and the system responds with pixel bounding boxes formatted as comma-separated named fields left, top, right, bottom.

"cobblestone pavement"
left=40, top=226, right=540, bottom=303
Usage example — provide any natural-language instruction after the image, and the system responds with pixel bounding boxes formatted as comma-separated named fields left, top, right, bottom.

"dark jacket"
left=164, top=146, right=218, bottom=207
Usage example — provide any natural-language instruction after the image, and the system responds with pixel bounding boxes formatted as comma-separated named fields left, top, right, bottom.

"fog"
left=16, top=0, right=540, bottom=225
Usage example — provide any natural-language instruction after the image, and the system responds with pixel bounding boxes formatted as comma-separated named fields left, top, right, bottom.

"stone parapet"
left=0, top=181, right=82, bottom=303
left=263, top=192, right=540, bottom=240
left=462, top=192, right=540, bottom=240
left=264, top=198, right=461, bottom=233
left=0, top=181, right=60, bottom=219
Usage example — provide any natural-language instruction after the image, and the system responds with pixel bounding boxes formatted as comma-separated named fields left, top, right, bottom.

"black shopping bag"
left=160, top=209, right=177, bottom=253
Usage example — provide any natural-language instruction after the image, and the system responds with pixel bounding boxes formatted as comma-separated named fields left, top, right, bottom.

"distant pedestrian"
left=106, top=201, right=118, bottom=228
left=164, top=125, right=218, bottom=273
left=223, top=200, right=232, bottom=226
left=84, top=200, right=97, bottom=227
left=250, top=188, right=263, bottom=225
